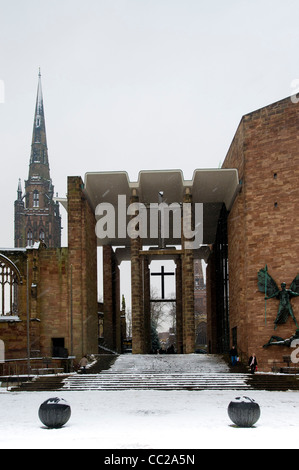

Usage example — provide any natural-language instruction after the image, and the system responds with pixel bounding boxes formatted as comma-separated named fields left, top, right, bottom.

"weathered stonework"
left=14, top=72, right=61, bottom=249
left=207, top=96, right=299, bottom=371
left=6, top=74, right=299, bottom=372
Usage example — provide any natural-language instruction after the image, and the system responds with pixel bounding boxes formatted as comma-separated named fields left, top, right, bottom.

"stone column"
left=114, top=262, right=121, bottom=353
left=206, top=251, right=217, bottom=353
left=130, top=190, right=144, bottom=353
left=175, top=256, right=183, bottom=354
left=103, top=245, right=122, bottom=353
left=67, top=176, right=84, bottom=358
left=103, top=245, right=114, bottom=351
left=182, top=189, right=195, bottom=353
left=143, top=256, right=151, bottom=353
left=26, top=248, right=41, bottom=357
left=67, top=176, right=98, bottom=358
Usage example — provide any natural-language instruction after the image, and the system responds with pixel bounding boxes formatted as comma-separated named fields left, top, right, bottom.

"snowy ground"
left=1, top=355, right=299, bottom=450
left=1, top=388, right=299, bottom=450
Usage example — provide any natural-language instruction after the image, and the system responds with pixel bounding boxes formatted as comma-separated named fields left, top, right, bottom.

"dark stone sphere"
left=38, top=397, right=71, bottom=428
left=228, top=396, right=261, bottom=428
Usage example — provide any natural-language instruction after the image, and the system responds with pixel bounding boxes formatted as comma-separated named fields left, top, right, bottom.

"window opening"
left=27, top=230, right=33, bottom=247
left=0, top=254, right=21, bottom=316
left=39, top=229, right=45, bottom=242
left=33, top=191, right=39, bottom=208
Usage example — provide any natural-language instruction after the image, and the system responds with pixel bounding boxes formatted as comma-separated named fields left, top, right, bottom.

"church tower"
left=14, top=71, right=61, bottom=248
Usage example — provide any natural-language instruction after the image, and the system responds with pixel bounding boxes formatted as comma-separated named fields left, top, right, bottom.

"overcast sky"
left=1, top=0, right=299, bottom=313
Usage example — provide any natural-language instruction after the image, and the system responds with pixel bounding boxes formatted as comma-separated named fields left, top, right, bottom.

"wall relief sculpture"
left=257, top=266, right=299, bottom=347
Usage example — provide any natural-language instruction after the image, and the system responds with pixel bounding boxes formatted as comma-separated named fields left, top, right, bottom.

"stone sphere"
left=228, top=396, right=261, bottom=428
left=38, top=397, right=71, bottom=428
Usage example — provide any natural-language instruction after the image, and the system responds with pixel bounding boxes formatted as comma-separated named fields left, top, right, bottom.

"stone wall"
left=220, top=96, right=299, bottom=371
left=67, top=176, right=98, bottom=359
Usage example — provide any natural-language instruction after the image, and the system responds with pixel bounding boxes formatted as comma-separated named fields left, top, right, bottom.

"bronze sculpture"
left=263, top=330, right=299, bottom=348
left=258, top=267, right=299, bottom=329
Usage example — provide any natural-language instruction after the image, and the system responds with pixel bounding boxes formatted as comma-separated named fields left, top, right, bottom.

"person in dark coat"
left=248, top=353, right=258, bottom=374
left=229, top=345, right=238, bottom=366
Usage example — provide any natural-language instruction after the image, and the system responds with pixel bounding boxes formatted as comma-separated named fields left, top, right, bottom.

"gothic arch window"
left=27, top=230, right=33, bottom=247
left=39, top=229, right=45, bottom=242
left=33, top=190, right=39, bottom=208
left=0, top=254, right=22, bottom=317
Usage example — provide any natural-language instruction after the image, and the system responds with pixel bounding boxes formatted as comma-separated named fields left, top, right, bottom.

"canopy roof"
left=81, top=168, right=240, bottom=248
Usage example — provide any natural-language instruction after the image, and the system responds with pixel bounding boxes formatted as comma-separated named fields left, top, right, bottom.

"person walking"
left=229, top=345, right=238, bottom=366
left=248, top=353, right=258, bottom=374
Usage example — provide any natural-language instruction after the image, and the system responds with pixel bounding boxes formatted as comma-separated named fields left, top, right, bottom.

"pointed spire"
left=17, top=178, right=22, bottom=201
left=14, top=70, right=61, bottom=249
left=29, top=69, right=50, bottom=181
left=35, top=67, right=43, bottom=122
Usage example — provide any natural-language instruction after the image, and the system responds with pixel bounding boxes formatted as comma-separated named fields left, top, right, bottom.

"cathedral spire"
left=14, top=71, right=61, bottom=248
left=29, top=69, right=50, bottom=180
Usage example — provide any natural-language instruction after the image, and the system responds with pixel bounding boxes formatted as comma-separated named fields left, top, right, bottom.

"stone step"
left=248, top=373, right=299, bottom=391
left=10, top=375, right=69, bottom=392
left=62, top=372, right=252, bottom=391
left=9, top=354, right=299, bottom=392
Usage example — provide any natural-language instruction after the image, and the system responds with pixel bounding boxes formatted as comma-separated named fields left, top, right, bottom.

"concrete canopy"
left=80, top=168, right=240, bottom=249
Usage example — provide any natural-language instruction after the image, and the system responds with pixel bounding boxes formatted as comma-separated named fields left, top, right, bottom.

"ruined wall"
left=222, top=96, right=299, bottom=370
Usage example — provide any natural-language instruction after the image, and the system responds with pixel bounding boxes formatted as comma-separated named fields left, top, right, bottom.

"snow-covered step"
left=62, top=372, right=251, bottom=391
left=61, top=355, right=253, bottom=391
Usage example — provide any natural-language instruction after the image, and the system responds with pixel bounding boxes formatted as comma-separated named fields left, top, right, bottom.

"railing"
left=0, top=360, right=32, bottom=377
left=0, top=357, right=74, bottom=378
left=269, top=359, right=299, bottom=374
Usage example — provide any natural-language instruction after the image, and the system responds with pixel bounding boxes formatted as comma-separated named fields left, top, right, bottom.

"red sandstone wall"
left=222, top=97, right=299, bottom=370
left=1, top=177, right=98, bottom=364
left=38, top=248, right=69, bottom=357
left=67, top=177, right=98, bottom=359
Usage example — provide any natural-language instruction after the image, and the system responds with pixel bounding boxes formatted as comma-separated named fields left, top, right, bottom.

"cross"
left=151, top=265, right=175, bottom=300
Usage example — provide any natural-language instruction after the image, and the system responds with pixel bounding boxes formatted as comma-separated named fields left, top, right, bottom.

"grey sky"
left=1, top=0, right=299, bottom=250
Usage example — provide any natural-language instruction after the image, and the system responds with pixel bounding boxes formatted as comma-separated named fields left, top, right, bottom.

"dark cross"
left=151, top=265, right=175, bottom=300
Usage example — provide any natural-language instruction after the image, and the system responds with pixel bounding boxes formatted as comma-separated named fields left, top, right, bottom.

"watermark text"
left=291, top=339, right=299, bottom=364
left=95, top=195, right=203, bottom=249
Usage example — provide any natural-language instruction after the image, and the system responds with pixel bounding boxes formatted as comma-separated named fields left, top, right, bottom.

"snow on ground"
left=1, top=389, right=299, bottom=449
left=0, top=354, right=299, bottom=450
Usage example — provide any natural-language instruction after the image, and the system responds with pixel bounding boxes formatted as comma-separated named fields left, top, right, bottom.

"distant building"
left=14, top=71, right=61, bottom=248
